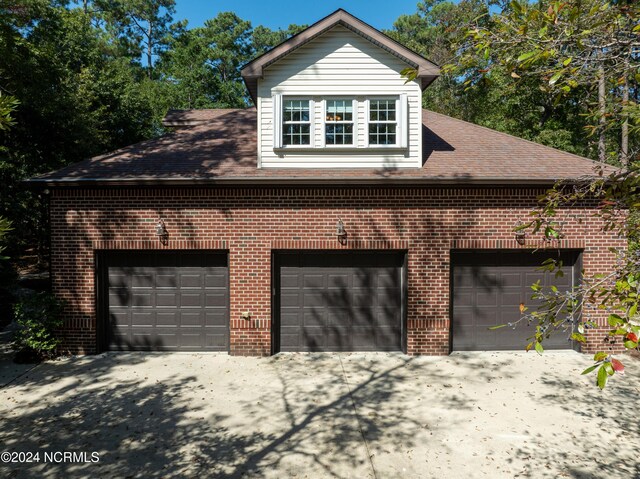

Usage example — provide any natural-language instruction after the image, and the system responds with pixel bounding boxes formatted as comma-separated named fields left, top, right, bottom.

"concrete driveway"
left=1, top=350, right=639, bottom=479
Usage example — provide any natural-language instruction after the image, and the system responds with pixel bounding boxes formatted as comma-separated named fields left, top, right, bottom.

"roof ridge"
left=423, top=109, right=608, bottom=168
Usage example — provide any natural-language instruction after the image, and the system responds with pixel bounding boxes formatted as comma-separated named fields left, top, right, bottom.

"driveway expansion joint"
left=339, top=355, right=378, bottom=479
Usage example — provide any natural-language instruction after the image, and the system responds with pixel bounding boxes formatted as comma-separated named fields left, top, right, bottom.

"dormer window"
left=368, top=99, right=397, bottom=146
left=283, top=99, right=311, bottom=146
left=272, top=94, right=407, bottom=151
left=325, top=99, right=355, bottom=146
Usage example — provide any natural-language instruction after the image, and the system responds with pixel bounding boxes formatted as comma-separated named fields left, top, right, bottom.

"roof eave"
left=23, top=176, right=580, bottom=189
left=240, top=9, right=440, bottom=104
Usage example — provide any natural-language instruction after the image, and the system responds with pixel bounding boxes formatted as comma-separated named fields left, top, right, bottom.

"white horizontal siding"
left=258, top=25, right=423, bottom=168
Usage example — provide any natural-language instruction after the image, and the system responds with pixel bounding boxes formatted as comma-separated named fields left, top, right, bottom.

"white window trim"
left=365, top=96, right=407, bottom=149
left=274, top=94, right=315, bottom=149
left=321, top=98, right=358, bottom=148
left=272, top=94, right=407, bottom=151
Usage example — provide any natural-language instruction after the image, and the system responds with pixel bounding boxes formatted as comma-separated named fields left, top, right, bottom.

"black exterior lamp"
left=514, top=219, right=526, bottom=245
left=336, top=218, right=347, bottom=244
left=156, top=218, right=169, bottom=245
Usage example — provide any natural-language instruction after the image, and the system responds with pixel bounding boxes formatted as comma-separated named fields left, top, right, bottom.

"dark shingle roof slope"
left=29, top=108, right=613, bottom=186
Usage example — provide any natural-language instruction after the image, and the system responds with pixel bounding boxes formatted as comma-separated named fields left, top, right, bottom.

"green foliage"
left=516, top=167, right=640, bottom=388
left=0, top=216, right=12, bottom=260
left=0, top=94, right=19, bottom=131
left=460, top=0, right=639, bottom=163
left=12, top=292, right=64, bottom=358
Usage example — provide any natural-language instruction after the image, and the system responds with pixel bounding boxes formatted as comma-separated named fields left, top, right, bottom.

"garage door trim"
left=272, top=250, right=408, bottom=354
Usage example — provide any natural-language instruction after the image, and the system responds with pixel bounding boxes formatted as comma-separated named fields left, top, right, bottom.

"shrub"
left=13, top=292, right=64, bottom=361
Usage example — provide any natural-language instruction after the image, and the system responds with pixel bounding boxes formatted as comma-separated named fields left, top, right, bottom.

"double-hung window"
left=368, top=99, right=397, bottom=146
left=282, top=99, right=311, bottom=146
left=325, top=99, right=354, bottom=146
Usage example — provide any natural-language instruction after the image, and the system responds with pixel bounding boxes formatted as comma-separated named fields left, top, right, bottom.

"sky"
left=173, top=0, right=422, bottom=31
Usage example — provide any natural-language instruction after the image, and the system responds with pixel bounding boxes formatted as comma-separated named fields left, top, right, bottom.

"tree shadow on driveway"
left=6, top=351, right=615, bottom=479
left=0, top=351, right=497, bottom=479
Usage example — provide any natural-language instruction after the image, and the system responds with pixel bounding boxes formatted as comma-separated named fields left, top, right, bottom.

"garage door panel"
left=104, top=251, right=229, bottom=352
left=131, top=292, right=153, bottom=307
left=205, top=310, right=227, bottom=327
left=377, top=288, right=400, bottom=306
left=180, top=311, right=204, bottom=327
left=132, top=274, right=154, bottom=288
left=376, top=328, right=401, bottom=349
left=205, top=273, right=227, bottom=288
left=155, top=273, right=177, bottom=288
left=353, top=291, right=375, bottom=307
left=156, top=311, right=178, bottom=326
left=109, top=290, right=130, bottom=307
left=353, top=272, right=376, bottom=288
left=153, top=332, right=178, bottom=348
left=377, top=271, right=400, bottom=289
left=180, top=292, right=203, bottom=307
left=322, top=291, right=349, bottom=308
left=303, top=310, right=326, bottom=327
left=206, top=332, right=228, bottom=348
left=303, top=274, right=324, bottom=288
left=302, top=328, right=328, bottom=349
left=280, top=292, right=301, bottom=308
left=352, top=308, right=375, bottom=327
left=552, top=273, right=572, bottom=288
left=452, top=250, right=579, bottom=351
left=280, top=333, right=301, bottom=349
left=108, top=273, right=129, bottom=288
left=110, top=310, right=129, bottom=326
left=501, top=272, right=523, bottom=287
left=376, top=308, right=401, bottom=326
left=278, top=251, right=404, bottom=352
left=325, top=329, right=351, bottom=350
left=327, top=273, right=350, bottom=289
left=326, top=308, right=350, bottom=326
left=180, top=273, right=203, bottom=288
left=352, top=331, right=375, bottom=349
left=281, top=311, right=301, bottom=327
left=205, top=291, right=227, bottom=307
left=476, top=290, right=498, bottom=306
left=280, top=273, right=300, bottom=288
left=157, top=292, right=178, bottom=307
left=454, top=291, right=474, bottom=307
left=501, top=292, right=522, bottom=307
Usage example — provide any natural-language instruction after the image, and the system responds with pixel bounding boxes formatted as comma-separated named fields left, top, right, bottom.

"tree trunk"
left=147, top=22, right=153, bottom=79
left=621, top=55, right=629, bottom=166
left=598, top=62, right=606, bottom=163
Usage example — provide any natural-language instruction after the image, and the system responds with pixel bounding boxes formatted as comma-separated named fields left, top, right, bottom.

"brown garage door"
left=276, top=251, right=404, bottom=352
left=102, top=251, right=229, bottom=351
left=451, top=250, right=580, bottom=351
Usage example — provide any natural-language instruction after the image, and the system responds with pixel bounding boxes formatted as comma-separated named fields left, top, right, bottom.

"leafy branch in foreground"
left=515, top=166, right=639, bottom=388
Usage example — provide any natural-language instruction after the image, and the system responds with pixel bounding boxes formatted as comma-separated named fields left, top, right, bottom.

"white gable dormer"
left=241, top=10, right=440, bottom=169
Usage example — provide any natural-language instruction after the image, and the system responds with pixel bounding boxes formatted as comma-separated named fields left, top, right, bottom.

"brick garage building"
left=29, top=11, right=622, bottom=356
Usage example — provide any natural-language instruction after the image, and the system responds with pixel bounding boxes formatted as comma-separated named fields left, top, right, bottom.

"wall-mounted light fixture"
left=336, top=218, right=347, bottom=244
left=156, top=218, right=169, bottom=245
left=514, top=219, right=526, bottom=245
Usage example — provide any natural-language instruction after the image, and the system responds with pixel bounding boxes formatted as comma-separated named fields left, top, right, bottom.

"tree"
left=459, top=0, right=640, bottom=388
left=391, top=0, right=593, bottom=155
left=251, top=23, right=307, bottom=56
left=102, top=0, right=182, bottom=78
left=462, top=0, right=640, bottom=164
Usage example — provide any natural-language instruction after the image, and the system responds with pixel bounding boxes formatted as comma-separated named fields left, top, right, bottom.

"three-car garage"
left=97, top=248, right=580, bottom=354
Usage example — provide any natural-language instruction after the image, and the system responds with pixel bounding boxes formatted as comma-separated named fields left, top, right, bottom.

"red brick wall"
left=49, top=186, right=624, bottom=356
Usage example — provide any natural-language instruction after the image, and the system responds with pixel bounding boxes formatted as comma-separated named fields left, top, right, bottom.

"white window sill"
left=274, top=146, right=407, bottom=152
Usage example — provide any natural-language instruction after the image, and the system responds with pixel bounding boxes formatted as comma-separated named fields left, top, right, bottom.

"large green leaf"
left=597, top=365, right=608, bottom=389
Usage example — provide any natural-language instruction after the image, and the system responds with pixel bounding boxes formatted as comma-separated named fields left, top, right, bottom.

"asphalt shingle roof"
left=30, top=108, right=612, bottom=186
